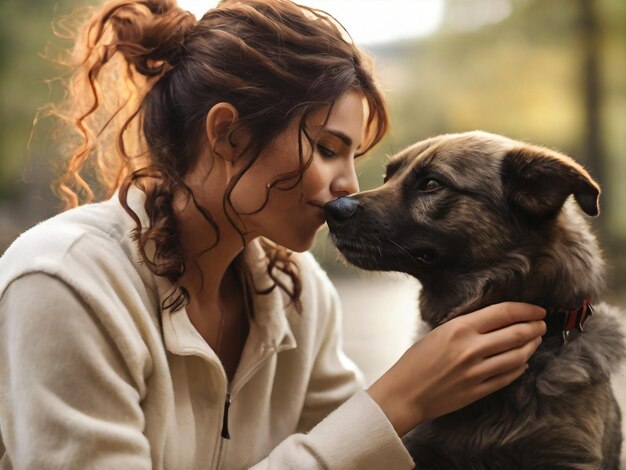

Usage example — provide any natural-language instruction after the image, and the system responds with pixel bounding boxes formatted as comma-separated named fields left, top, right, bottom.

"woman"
left=0, top=0, right=546, bottom=468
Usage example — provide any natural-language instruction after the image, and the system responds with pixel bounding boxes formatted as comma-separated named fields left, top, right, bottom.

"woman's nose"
left=330, top=161, right=359, bottom=197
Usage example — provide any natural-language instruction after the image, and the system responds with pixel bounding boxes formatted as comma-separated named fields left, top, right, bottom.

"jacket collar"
left=118, top=184, right=297, bottom=359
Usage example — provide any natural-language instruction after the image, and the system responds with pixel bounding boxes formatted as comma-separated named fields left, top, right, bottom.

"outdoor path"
left=331, top=273, right=422, bottom=386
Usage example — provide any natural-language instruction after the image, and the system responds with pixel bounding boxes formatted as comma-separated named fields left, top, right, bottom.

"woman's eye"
left=418, top=179, right=442, bottom=192
left=317, top=144, right=337, bottom=158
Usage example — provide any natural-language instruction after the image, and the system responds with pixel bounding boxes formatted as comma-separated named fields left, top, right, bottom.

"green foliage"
left=0, top=0, right=82, bottom=199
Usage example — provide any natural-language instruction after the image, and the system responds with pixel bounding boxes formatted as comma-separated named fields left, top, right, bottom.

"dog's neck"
left=418, top=201, right=605, bottom=327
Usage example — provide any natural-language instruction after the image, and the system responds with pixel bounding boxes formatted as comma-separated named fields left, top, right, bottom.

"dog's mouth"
left=329, top=233, right=439, bottom=272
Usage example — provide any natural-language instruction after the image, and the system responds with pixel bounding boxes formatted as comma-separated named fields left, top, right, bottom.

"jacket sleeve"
left=0, top=272, right=152, bottom=469
left=250, top=256, right=414, bottom=470
left=250, top=390, right=415, bottom=470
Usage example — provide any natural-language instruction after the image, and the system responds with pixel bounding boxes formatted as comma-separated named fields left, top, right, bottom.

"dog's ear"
left=502, top=145, right=600, bottom=217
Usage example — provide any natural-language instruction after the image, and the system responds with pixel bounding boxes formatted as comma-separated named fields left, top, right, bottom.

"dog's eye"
left=418, top=179, right=442, bottom=192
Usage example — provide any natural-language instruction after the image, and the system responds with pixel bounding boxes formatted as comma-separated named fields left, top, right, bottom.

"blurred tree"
left=0, top=0, right=83, bottom=249
left=579, top=0, right=607, bottom=233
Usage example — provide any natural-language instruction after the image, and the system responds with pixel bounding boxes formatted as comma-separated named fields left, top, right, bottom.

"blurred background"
left=0, top=0, right=624, bottom=384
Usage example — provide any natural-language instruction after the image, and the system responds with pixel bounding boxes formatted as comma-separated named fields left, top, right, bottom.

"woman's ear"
left=205, top=102, right=247, bottom=163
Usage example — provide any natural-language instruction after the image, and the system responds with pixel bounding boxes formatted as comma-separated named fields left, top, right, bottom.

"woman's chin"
left=280, top=231, right=318, bottom=253
left=285, top=237, right=316, bottom=253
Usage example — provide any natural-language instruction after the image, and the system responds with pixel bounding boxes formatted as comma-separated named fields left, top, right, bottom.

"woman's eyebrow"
left=323, top=128, right=359, bottom=148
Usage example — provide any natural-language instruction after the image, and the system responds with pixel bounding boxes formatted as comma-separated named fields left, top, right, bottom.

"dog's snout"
left=324, top=196, right=359, bottom=224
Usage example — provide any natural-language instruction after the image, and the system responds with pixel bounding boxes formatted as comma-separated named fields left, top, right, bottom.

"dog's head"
left=325, top=131, right=601, bottom=324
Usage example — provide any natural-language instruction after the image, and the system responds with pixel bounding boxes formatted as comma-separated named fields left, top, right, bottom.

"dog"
left=324, top=131, right=625, bottom=469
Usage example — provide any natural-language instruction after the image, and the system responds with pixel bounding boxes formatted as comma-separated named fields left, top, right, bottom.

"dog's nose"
left=324, top=196, right=359, bottom=223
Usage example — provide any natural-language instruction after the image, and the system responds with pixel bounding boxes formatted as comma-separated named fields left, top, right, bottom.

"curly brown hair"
left=45, top=0, right=389, bottom=313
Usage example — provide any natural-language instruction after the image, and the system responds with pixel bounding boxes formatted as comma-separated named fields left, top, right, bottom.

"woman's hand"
left=366, top=302, right=546, bottom=437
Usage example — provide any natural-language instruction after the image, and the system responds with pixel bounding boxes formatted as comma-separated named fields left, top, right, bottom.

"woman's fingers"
left=478, top=320, right=547, bottom=358
left=472, top=336, right=541, bottom=382
left=367, top=302, right=548, bottom=435
left=473, top=363, right=529, bottom=400
left=464, top=302, right=546, bottom=334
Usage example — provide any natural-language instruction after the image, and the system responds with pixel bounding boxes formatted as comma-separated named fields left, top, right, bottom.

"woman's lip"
left=308, top=202, right=326, bottom=220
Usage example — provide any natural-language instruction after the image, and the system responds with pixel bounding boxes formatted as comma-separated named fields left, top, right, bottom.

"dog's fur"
left=326, top=131, right=626, bottom=469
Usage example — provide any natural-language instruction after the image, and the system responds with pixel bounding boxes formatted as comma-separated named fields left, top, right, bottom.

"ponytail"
left=51, top=0, right=195, bottom=208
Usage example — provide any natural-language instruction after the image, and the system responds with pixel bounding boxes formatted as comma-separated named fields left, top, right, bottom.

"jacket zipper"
left=221, top=392, right=231, bottom=439
left=218, top=343, right=278, bottom=442
left=215, top=340, right=292, bottom=467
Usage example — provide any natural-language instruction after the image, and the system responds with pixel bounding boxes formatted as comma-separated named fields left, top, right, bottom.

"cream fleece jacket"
left=0, top=184, right=414, bottom=469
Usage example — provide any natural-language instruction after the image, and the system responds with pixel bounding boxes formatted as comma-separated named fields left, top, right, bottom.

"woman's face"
left=232, top=90, right=366, bottom=252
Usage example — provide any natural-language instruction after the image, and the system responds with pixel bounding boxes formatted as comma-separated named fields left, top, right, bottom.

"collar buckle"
left=562, top=329, right=570, bottom=343
left=576, top=300, right=593, bottom=333
left=546, top=295, right=593, bottom=344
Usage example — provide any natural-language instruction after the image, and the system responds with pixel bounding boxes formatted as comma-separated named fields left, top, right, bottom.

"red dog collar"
left=544, top=296, right=593, bottom=343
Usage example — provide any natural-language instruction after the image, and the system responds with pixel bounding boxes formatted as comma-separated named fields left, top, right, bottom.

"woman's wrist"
left=366, top=378, right=424, bottom=437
